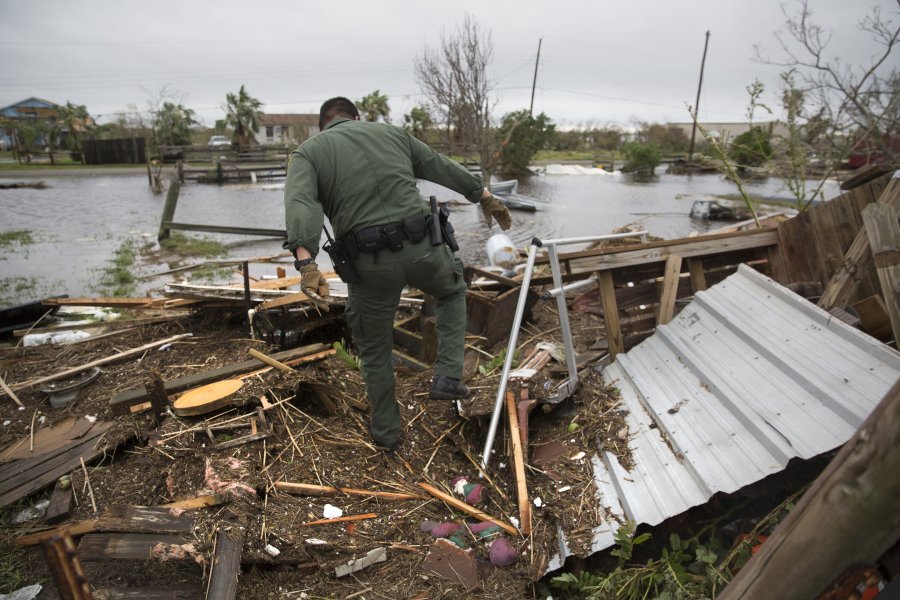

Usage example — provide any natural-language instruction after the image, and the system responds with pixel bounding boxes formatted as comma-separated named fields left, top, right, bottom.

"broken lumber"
left=172, top=379, right=244, bottom=417
left=0, top=374, right=24, bottom=408
left=8, top=333, right=193, bottom=393
left=247, top=348, right=294, bottom=373
left=110, top=342, right=329, bottom=414
left=77, top=533, right=190, bottom=561
left=275, top=481, right=427, bottom=501
left=17, top=505, right=195, bottom=547
left=299, top=513, right=378, bottom=527
left=211, top=431, right=271, bottom=450
left=818, top=170, right=900, bottom=310
left=720, top=378, right=900, bottom=600
left=417, top=483, right=518, bottom=536
left=657, top=254, right=683, bottom=325
left=160, top=494, right=230, bottom=510
left=207, top=525, right=244, bottom=600
left=505, top=392, right=532, bottom=536
left=860, top=203, right=900, bottom=343
left=41, top=532, right=93, bottom=599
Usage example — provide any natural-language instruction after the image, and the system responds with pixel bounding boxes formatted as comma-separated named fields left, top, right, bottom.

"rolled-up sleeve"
left=283, top=151, right=325, bottom=256
left=407, top=132, right=483, bottom=202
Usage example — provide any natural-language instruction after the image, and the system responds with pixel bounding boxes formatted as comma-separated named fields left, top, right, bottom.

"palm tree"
left=224, top=85, right=263, bottom=149
left=357, top=90, right=390, bottom=123
left=58, top=102, right=92, bottom=160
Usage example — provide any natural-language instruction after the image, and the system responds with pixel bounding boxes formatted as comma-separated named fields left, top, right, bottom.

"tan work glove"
left=299, top=261, right=330, bottom=312
left=480, top=194, right=512, bottom=230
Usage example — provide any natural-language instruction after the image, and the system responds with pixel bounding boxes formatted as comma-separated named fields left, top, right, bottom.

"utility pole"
left=688, top=31, right=710, bottom=165
left=529, top=38, right=543, bottom=116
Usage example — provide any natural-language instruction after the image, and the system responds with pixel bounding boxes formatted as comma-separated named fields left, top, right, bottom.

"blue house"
left=0, top=97, right=61, bottom=150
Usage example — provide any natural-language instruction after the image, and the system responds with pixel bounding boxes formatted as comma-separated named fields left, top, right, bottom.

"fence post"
left=157, top=179, right=181, bottom=242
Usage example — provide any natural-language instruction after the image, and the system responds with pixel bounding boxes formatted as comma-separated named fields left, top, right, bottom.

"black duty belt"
left=339, top=213, right=429, bottom=258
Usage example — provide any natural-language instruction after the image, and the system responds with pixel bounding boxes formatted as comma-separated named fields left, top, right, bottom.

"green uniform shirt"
left=284, top=118, right=483, bottom=256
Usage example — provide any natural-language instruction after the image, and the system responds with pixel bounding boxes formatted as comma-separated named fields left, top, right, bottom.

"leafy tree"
left=756, top=0, right=899, bottom=164
left=57, top=102, right=91, bottom=152
left=224, top=85, right=263, bottom=148
left=403, top=105, right=433, bottom=140
left=729, top=126, right=773, bottom=169
left=415, top=14, right=496, bottom=179
left=622, top=142, right=661, bottom=177
left=636, top=123, right=689, bottom=154
left=497, top=110, right=555, bottom=176
left=154, top=102, right=198, bottom=146
left=358, top=90, right=390, bottom=123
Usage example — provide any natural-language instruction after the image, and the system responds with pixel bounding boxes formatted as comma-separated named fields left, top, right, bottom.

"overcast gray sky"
left=1, top=0, right=896, bottom=129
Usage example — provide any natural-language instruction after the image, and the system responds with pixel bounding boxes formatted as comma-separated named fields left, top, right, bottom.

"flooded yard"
left=0, top=169, right=839, bottom=305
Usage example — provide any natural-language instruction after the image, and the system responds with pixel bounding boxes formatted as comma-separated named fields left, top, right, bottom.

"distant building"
left=667, top=121, right=789, bottom=145
left=0, top=97, right=61, bottom=149
left=256, top=114, right=319, bottom=147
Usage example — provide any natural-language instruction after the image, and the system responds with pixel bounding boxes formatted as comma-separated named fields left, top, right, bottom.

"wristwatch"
left=294, top=257, right=313, bottom=270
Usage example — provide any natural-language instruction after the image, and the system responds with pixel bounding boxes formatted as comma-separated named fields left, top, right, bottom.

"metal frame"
left=479, top=230, right=648, bottom=471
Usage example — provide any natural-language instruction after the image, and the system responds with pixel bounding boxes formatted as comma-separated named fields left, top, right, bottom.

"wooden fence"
left=82, top=138, right=146, bottom=165
left=535, top=170, right=897, bottom=357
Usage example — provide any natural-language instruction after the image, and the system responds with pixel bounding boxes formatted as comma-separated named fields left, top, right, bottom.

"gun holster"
left=323, top=238, right=361, bottom=284
left=438, top=206, right=459, bottom=252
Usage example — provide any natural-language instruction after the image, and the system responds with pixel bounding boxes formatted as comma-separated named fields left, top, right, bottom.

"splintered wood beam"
left=275, top=481, right=427, bottom=501
left=657, top=254, right=684, bottom=326
left=861, top=203, right=900, bottom=343
left=206, top=526, right=244, bottom=600
left=10, top=334, right=193, bottom=392
left=417, top=483, right=519, bottom=537
left=247, top=348, right=295, bottom=373
left=819, top=171, right=900, bottom=310
left=687, top=257, right=707, bottom=292
left=597, top=271, right=623, bottom=359
left=298, top=513, right=378, bottom=527
left=505, top=392, right=532, bottom=536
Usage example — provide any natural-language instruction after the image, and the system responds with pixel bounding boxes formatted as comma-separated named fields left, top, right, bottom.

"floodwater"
left=0, top=169, right=839, bottom=306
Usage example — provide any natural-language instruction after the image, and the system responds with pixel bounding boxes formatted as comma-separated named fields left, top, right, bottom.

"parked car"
left=208, top=135, right=231, bottom=148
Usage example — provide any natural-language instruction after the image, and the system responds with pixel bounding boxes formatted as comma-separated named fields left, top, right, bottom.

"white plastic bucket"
left=486, top=234, right=517, bottom=269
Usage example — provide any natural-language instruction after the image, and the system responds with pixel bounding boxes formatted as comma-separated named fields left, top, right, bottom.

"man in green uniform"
left=283, top=97, right=511, bottom=452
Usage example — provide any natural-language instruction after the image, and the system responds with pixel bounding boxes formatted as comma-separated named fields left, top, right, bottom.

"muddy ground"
left=0, top=293, right=631, bottom=599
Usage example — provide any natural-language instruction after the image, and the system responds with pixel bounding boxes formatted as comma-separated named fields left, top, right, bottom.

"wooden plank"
left=719, top=378, right=900, bottom=600
left=687, top=257, right=707, bottom=292
left=807, top=199, right=844, bottom=284
left=211, top=431, right=271, bottom=450
left=819, top=172, right=900, bottom=310
left=852, top=181, right=885, bottom=297
left=206, top=527, right=244, bottom=600
left=392, top=325, right=423, bottom=357
left=560, top=229, right=778, bottom=273
left=95, top=585, right=203, bottom=599
left=777, top=216, right=814, bottom=283
left=160, top=494, right=230, bottom=510
left=830, top=189, right=875, bottom=300
left=597, top=271, right=623, bottom=359
left=275, top=481, right=427, bottom=501
left=467, top=266, right=520, bottom=288
left=164, top=222, right=286, bottom=238
left=95, top=505, right=194, bottom=533
left=417, top=483, right=518, bottom=536
left=852, top=295, right=892, bottom=340
left=45, top=479, right=73, bottom=524
left=257, top=293, right=308, bottom=310
left=77, top=533, right=188, bottom=561
left=657, top=255, right=683, bottom=326
left=861, top=203, right=900, bottom=343
left=110, top=342, right=329, bottom=414
left=10, top=333, right=193, bottom=393
left=0, top=427, right=114, bottom=508
left=43, top=297, right=158, bottom=308
left=505, top=392, right=532, bottom=536
left=247, top=348, right=294, bottom=373
left=391, top=349, right=429, bottom=372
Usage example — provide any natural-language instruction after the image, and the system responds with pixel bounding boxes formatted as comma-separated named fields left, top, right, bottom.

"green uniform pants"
left=344, top=238, right=467, bottom=448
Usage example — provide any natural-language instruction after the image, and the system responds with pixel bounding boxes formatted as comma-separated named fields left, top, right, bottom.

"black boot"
left=430, top=375, right=470, bottom=400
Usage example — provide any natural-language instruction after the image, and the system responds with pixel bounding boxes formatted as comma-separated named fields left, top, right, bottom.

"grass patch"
left=97, top=240, right=138, bottom=297
left=0, top=276, right=38, bottom=306
left=189, top=264, right=234, bottom=282
left=0, top=230, right=35, bottom=247
left=160, top=232, right=228, bottom=259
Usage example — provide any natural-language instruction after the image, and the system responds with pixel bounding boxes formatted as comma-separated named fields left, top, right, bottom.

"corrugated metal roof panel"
left=547, top=265, right=900, bottom=571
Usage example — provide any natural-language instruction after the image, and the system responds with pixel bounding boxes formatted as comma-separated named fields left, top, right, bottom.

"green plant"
left=0, top=230, right=34, bottom=247
left=333, top=339, right=361, bottom=370
left=97, top=239, right=137, bottom=297
left=478, top=348, right=519, bottom=375
left=160, top=232, right=228, bottom=258
left=497, top=110, right=556, bottom=176
left=622, top=142, right=661, bottom=177
left=729, top=127, right=773, bottom=170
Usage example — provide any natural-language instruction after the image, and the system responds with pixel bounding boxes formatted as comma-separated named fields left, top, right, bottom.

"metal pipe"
left=549, top=244, right=579, bottom=384
left=480, top=238, right=542, bottom=471
left=541, top=274, right=598, bottom=300
left=538, top=231, right=648, bottom=246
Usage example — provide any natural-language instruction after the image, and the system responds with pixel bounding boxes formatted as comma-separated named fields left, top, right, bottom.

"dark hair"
left=319, top=97, right=359, bottom=130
